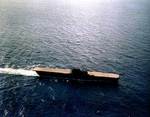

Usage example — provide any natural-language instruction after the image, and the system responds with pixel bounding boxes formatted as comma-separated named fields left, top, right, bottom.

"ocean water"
left=0, top=0, right=150, bottom=116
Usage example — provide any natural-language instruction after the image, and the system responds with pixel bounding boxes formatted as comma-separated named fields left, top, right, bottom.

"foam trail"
left=0, top=68, right=39, bottom=77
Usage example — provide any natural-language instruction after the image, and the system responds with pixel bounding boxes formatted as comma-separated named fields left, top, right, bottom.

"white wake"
left=0, top=68, right=39, bottom=76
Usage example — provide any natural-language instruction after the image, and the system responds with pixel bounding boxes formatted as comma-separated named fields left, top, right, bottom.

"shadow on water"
left=37, top=76, right=120, bottom=89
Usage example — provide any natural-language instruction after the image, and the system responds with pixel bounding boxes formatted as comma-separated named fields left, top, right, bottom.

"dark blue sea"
left=0, top=0, right=150, bottom=116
